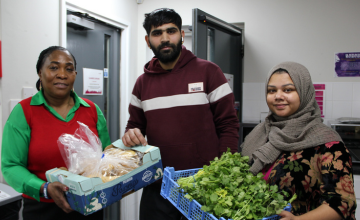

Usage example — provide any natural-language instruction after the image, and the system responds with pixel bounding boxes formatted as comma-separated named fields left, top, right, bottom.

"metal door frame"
left=192, top=8, right=242, bottom=57
left=192, top=8, right=243, bottom=123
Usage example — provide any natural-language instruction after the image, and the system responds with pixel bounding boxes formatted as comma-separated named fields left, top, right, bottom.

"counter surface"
left=0, top=183, right=22, bottom=206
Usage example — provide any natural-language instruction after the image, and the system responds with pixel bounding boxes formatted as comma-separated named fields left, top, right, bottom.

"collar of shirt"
left=30, top=90, right=90, bottom=122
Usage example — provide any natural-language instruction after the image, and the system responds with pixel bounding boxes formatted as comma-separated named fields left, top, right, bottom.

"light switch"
left=23, top=87, right=34, bottom=99
left=10, top=99, right=21, bottom=113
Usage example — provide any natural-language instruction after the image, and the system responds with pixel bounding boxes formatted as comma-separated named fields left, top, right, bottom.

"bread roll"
left=83, top=148, right=142, bottom=183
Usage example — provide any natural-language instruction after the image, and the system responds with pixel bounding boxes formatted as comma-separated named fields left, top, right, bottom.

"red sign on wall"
left=313, top=84, right=325, bottom=117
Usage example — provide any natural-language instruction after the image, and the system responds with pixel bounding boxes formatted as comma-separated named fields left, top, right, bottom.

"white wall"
left=1, top=0, right=60, bottom=127
left=137, top=0, right=360, bottom=84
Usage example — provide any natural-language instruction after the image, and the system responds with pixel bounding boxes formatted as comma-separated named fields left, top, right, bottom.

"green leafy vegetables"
left=176, top=149, right=297, bottom=220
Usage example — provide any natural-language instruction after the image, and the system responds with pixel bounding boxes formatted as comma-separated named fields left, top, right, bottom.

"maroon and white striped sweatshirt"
left=126, top=46, right=239, bottom=171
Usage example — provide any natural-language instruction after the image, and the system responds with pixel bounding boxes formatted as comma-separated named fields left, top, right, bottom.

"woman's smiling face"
left=38, top=50, right=77, bottom=99
left=266, top=72, right=300, bottom=117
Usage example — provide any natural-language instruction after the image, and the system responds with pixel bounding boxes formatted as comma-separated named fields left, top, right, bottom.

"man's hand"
left=47, top=182, right=72, bottom=213
left=122, top=128, right=147, bottom=147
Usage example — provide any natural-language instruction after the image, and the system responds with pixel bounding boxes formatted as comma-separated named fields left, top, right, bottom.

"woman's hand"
left=47, top=182, right=72, bottom=213
left=278, top=211, right=298, bottom=220
left=278, top=205, right=342, bottom=220
left=122, top=128, right=147, bottom=147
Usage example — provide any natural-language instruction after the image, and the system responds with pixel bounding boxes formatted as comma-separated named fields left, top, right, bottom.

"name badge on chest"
left=188, top=82, right=204, bottom=93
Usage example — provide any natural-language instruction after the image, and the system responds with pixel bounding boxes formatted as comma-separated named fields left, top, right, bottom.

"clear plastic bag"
left=57, top=121, right=144, bottom=183
left=58, top=121, right=102, bottom=175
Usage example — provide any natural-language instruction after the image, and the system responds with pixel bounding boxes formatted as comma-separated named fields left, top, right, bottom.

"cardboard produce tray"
left=160, top=167, right=291, bottom=220
left=46, top=140, right=163, bottom=215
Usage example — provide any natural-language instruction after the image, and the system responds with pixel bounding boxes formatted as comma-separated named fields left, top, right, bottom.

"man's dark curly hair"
left=143, top=8, right=182, bottom=35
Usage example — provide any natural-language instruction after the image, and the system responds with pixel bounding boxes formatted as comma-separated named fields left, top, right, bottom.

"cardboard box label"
left=142, top=170, right=153, bottom=182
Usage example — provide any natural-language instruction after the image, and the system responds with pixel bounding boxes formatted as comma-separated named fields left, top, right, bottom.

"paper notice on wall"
left=224, top=73, right=234, bottom=91
left=335, top=52, right=360, bottom=77
left=83, top=68, right=103, bottom=95
left=0, top=190, right=11, bottom=201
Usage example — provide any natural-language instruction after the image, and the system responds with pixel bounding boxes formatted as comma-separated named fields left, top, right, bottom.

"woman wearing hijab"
left=241, top=62, right=356, bottom=220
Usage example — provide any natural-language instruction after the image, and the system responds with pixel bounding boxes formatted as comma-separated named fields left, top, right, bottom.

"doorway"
left=192, top=8, right=243, bottom=121
left=66, top=11, right=120, bottom=142
left=65, top=9, right=122, bottom=220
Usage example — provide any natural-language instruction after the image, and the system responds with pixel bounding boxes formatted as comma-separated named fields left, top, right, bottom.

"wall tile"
left=243, top=83, right=261, bottom=100
left=242, top=100, right=261, bottom=122
left=260, top=101, right=269, bottom=112
left=259, top=83, right=266, bottom=100
left=322, top=119, right=331, bottom=127
left=324, top=82, right=332, bottom=101
left=353, top=83, right=360, bottom=101
left=352, top=101, right=360, bottom=118
left=324, top=101, right=333, bottom=119
left=260, top=112, right=269, bottom=123
left=332, top=82, right=353, bottom=101
left=332, top=100, right=352, bottom=119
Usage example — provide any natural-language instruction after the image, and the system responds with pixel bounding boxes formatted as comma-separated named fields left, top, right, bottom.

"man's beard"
left=150, top=38, right=182, bottom=64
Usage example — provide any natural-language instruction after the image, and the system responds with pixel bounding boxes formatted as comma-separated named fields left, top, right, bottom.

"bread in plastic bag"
left=57, top=121, right=144, bottom=183
left=57, top=121, right=102, bottom=175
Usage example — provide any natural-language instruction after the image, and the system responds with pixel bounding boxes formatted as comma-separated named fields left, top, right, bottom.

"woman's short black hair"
left=36, top=46, right=77, bottom=91
left=143, top=8, right=182, bottom=36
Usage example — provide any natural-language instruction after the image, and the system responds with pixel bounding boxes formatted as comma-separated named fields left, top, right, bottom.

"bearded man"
left=122, top=8, right=239, bottom=220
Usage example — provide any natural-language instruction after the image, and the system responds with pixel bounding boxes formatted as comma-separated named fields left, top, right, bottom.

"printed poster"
left=83, top=68, right=103, bottom=95
left=335, top=52, right=360, bottom=77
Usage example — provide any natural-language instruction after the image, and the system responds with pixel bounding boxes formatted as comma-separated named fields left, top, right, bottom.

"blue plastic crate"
left=160, top=167, right=291, bottom=220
